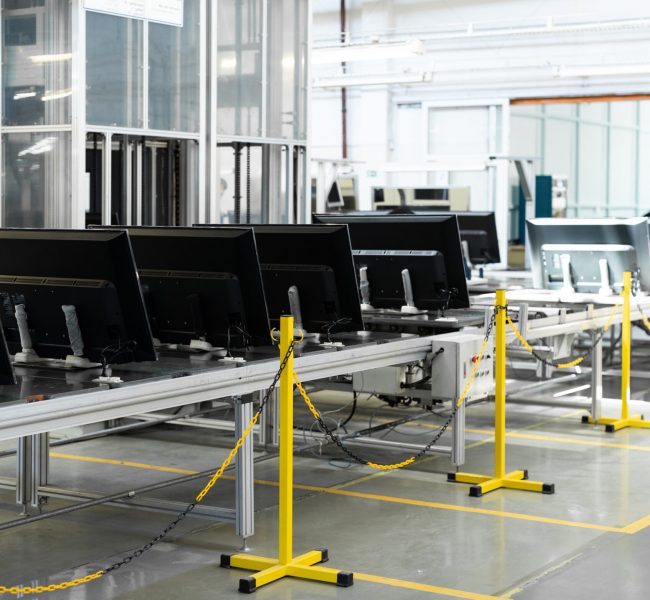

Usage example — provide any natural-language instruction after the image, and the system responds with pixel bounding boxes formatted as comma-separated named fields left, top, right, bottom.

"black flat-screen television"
left=353, top=250, right=448, bottom=311
left=197, top=224, right=364, bottom=334
left=0, top=229, right=155, bottom=365
left=312, top=214, right=469, bottom=309
left=350, top=208, right=500, bottom=264
left=0, top=326, right=15, bottom=385
left=95, top=226, right=270, bottom=349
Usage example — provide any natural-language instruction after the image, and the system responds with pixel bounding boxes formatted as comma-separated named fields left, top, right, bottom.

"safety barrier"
left=447, top=290, right=555, bottom=497
left=0, top=338, right=295, bottom=596
left=221, top=315, right=354, bottom=593
left=506, top=302, right=621, bottom=370
left=582, top=272, right=650, bottom=433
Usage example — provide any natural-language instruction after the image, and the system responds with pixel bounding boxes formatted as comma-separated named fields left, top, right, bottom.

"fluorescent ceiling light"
left=18, top=137, right=57, bottom=157
left=30, top=53, right=73, bottom=64
left=13, top=91, right=37, bottom=100
left=313, top=71, right=432, bottom=88
left=556, top=63, right=650, bottom=78
left=219, top=57, right=237, bottom=75
left=42, top=89, right=72, bottom=102
left=312, top=39, right=425, bottom=65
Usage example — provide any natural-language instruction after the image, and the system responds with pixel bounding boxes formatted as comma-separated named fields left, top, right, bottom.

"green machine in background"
left=517, top=175, right=554, bottom=245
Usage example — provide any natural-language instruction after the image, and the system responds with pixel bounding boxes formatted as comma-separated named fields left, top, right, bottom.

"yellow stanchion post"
left=448, top=291, right=555, bottom=497
left=221, top=315, right=353, bottom=593
left=587, top=271, right=650, bottom=433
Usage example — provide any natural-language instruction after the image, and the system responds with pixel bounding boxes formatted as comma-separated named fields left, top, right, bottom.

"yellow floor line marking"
left=395, top=411, right=650, bottom=452
left=620, top=513, right=650, bottom=534
left=51, top=451, right=636, bottom=533
left=354, top=572, right=505, bottom=600
left=50, top=452, right=201, bottom=476
left=282, top=485, right=624, bottom=533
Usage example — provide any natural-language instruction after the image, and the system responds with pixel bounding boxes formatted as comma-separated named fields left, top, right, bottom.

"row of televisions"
left=0, top=212, right=496, bottom=385
left=0, top=213, right=646, bottom=387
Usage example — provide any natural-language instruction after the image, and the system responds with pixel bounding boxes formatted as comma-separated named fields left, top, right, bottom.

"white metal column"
left=71, top=0, right=87, bottom=228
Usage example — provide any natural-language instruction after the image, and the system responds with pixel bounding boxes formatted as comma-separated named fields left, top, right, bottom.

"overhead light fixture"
left=219, top=56, right=237, bottom=75
left=312, top=39, right=425, bottom=65
left=313, top=71, right=432, bottom=88
left=556, top=63, right=650, bottom=78
left=41, top=89, right=72, bottom=102
left=13, top=91, right=37, bottom=100
left=18, top=137, right=57, bottom=157
left=30, top=53, right=73, bottom=64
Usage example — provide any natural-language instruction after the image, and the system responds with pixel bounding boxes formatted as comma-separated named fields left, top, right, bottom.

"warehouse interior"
left=1, top=1, right=650, bottom=599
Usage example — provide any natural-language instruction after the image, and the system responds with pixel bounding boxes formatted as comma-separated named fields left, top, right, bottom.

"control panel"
left=430, top=331, right=493, bottom=403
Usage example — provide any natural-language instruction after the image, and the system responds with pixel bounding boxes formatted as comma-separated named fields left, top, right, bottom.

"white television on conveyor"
left=526, top=217, right=650, bottom=295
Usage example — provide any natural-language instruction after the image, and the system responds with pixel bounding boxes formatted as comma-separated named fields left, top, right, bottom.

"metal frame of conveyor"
left=0, top=335, right=435, bottom=537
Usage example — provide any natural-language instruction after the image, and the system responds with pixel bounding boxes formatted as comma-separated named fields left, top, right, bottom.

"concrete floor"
left=1, top=370, right=650, bottom=599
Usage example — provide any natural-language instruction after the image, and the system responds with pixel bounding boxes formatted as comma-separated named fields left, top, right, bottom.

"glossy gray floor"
left=1, top=373, right=650, bottom=599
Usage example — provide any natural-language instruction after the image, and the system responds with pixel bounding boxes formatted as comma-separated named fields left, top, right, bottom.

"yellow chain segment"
left=506, top=301, right=621, bottom=370
left=0, top=570, right=104, bottom=596
left=0, top=344, right=287, bottom=595
left=293, top=329, right=489, bottom=472
left=195, top=406, right=262, bottom=503
left=636, top=303, right=650, bottom=332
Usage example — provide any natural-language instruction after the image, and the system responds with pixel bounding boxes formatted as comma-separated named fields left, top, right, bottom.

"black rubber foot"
left=581, top=415, right=590, bottom=424
left=522, top=469, right=529, bottom=480
left=319, top=548, right=329, bottom=564
left=642, top=415, right=645, bottom=421
left=239, top=577, right=257, bottom=594
left=543, top=483, right=555, bottom=494
left=337, top=572, right=354, bottom=587
left=220, top=554, right=232, bottom=569
left=447, top=473, right=457, bottom=482
left=469, top=485, right=483, bottom=497
left=605, top=424, right=615, bottom=433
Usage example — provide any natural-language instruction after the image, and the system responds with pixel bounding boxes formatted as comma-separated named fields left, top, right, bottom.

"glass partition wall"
left=0, top=0, right=310, bottom=228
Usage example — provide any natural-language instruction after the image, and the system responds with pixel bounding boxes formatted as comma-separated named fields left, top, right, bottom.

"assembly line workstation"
left=0, top=224, right=474, bottom=541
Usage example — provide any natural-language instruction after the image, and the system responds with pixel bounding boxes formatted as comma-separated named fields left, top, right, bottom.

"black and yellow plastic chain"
left=295, top=309, right=500, bottom=470
left=0, top=341, right=296, bottom=595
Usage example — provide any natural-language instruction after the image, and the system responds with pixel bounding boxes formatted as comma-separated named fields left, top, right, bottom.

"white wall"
left=311, top=0, right=650, bottom=168
left=512, top=101, right=650, bottom=218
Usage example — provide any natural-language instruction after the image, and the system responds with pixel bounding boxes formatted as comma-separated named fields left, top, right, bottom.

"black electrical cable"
left=338, top=393, right=357, bottom=428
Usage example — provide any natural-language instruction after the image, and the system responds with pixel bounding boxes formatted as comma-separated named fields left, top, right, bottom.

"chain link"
left=294, top=310, right=499, bottom=470
left=0, top=341, right=296, bottom=596
left=506, top=300, right=622, bottom=369
left=632, top=293, right=650, bottom=333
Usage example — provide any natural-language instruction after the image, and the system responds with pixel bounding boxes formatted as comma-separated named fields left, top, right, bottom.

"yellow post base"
left=221, top=549, right=353, bottom=593
left=582, top=414, right=650, bottom=433
left=448, top=469, right=555, bottom=497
